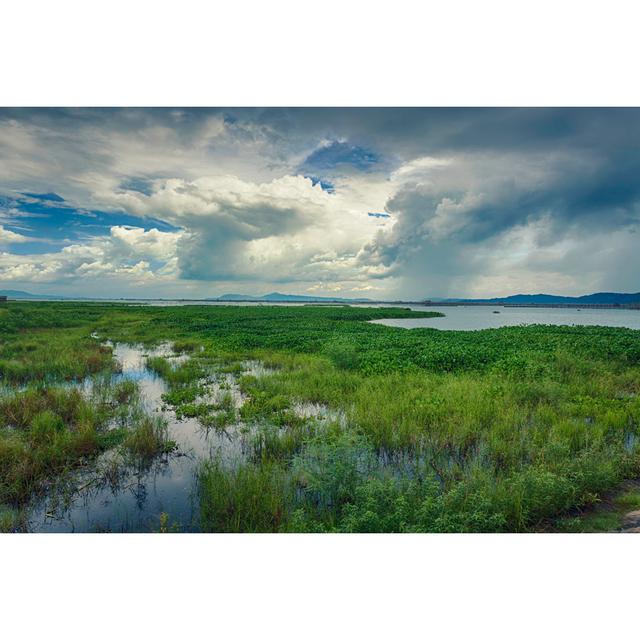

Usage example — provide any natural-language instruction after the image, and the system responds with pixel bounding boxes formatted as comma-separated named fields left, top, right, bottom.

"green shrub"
left=292, top=431, right=378, bottom=509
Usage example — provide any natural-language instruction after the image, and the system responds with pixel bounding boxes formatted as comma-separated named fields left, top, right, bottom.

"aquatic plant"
left=198, top=459, right=291, bottom=532
left=123, top=415, right=175, bottom=460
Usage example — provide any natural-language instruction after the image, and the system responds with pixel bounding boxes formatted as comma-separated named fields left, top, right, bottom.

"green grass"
left=0, top=383, right=130, bottom=506
left=553, top=487, right=640, bottom=532
left=0, top=505, right=27, bottom=532
left=2, top=301, right=640, bottom=532
left=198, top=460, right=291, bottom=532
left=614, top=489, right=640, bottom=511
left=555, top=510, right=623, bottom=533
left=123, top=415, right=175, bottom=460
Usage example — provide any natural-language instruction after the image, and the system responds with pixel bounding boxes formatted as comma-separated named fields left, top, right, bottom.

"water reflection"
left=370, top=305, right=640, bottom=331
left=27, top=342, right=346, bottom=532
left=28, top=343, right=233, bottom=532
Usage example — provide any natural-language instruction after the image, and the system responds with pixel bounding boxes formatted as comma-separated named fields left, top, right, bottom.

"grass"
left=0, top=384, right=120, bottom=506
left=123, top=415, right=175, bottom=460
left=0, top=380, right=175, bottom=515
left=0, top=505, right=27, bottom=532
left=553, top=486, right=640, bottom=532
left=198, top=459, right=291, bottom=532
left=614, top=489, right=640, bottom=511
left=0, top=306, right=184, bottom=515
left=2, top=301, right=640, bottom=532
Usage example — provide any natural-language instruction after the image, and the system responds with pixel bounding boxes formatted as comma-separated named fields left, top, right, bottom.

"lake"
left=370, top=305, right=640, bottom=331
left=17, top=298, right=640, bottom=331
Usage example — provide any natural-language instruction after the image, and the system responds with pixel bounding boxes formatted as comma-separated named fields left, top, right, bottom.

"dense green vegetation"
left=1, top=301, right=640, bottom=532
left=0, top=376, right=146, bottom=529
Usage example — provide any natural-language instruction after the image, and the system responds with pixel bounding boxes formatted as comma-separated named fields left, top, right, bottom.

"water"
left=26, top=344, right=251, bottom=532
left=370, top=305, right=640, bottom=331
left=25, top=343, right=344, bottom=532
left=26, top=297, right=640, bottom=330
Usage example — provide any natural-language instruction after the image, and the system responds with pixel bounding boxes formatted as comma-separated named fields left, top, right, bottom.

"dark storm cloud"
left=2, top=107, right=640, bottom=297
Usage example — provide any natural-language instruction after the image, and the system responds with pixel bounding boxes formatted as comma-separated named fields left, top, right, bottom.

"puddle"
left=25, top=343, right=253, bottom=532
left=25, top=343, right=345, bottom=532
left=240, top=360, right=277, bottom=378
left=625, top=432, right=637, bottom=453
left=292, top=401, right=347, bottom=426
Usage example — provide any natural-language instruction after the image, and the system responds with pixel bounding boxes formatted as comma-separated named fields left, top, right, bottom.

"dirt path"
left=546, top=479, right=640, bottom=533
left=621, top=509, right=640, bottom=532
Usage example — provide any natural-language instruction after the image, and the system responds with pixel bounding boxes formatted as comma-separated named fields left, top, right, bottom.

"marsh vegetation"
left=1, top=302, right=639, bottom=532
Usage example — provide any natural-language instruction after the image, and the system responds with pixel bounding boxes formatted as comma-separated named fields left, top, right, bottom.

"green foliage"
left=198, top=460, right=291, bottom=532
left=0, top=322, right=113, bottom=384
left=0, top=382, right=131, bottom=506
left=146, top=356, right=173, bottom=378
left=155, top=511, right=181, bottom=532
left=293, top=430, right=378, bottom=509
left=0, top=506, right=26, bottom=532
left=2, top=301, right=640, bottom=532
left=556, top=511, right=623, bottom=533
left=614, top=489, right=640, bottom=511
left=123, top=415, right=175, bottom=460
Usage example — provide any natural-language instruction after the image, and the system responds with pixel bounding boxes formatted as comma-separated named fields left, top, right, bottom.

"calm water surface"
left=371, top=306, right=640, bottom=331
left=26, top=343, right=340, bottom=533
left=27, top=344, right=252, bottom=532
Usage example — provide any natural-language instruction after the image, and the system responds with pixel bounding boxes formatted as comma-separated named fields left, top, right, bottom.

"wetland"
left=1, top=301, right=640, bottom=533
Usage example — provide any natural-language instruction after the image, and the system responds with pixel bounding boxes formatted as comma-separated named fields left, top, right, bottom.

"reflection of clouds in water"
left=28, top=342, right=202, bottom=532
left=27, top=344, right=297, bottom=532
left=371, top=305, right=640, bottom=331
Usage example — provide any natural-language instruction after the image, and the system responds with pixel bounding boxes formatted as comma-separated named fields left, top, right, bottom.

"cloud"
left=109, top=225, right=182, bottom=260
left=0, top=225, right=29, bottom=244
left=101, top=174, right=388, bottom=285
left=356, top=149, right=640, bottom=297
left=2, top=108, right=640, bottom=298
left=0, top=225, right=182, bottom=287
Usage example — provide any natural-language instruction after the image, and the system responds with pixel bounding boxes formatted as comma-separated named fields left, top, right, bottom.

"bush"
left=292, top=430, right=378, bottom=509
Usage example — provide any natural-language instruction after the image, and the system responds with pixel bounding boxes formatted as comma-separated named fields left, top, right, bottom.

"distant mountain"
left=215, top=293, right=258, bottom=301
left=432, top=292, right=640, bottom=305
left=214, top=291, right=374, bottom=303
left=0, top=289, right=66, bottom=300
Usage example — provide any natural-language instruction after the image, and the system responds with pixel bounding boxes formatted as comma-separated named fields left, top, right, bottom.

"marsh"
left=1, top=301, right=639, bottom=533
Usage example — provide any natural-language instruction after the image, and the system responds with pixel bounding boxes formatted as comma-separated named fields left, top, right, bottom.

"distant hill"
left=434, top=292, right=640, bottom=305
left=214, top=291, right=374, bottom=303
left=1, top=288, right=374, bottom=303
left=0, top=289, right=66, bottom=300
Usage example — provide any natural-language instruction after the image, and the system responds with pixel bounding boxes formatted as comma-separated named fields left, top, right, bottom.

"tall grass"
left=0, top=386, right=114, bottom=505
left=123, top=415, right=175, bottom=459
left=198, top=460, right=291, bottom=532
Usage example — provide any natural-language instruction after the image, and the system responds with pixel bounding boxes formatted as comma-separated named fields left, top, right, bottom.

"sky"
left=0, top=107, right=639, bottom=300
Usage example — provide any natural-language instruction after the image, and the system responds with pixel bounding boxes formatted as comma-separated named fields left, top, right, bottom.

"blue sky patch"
left=305, top=175, right=335, bottom=193
left=0, top=192, right=179, bottom=254
left=21, top=192, right=65, bottom=203
left=302, top=140, right=380, bottom=172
